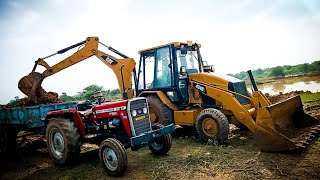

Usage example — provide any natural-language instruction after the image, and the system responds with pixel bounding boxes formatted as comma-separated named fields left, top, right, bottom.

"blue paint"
left=0, top=102, right=77, bottom=129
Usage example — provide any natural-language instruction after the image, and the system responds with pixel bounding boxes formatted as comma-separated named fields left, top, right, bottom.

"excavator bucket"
left=254, top=95, right=320, bottom=152
left=18, top=72, right=44, bottom=103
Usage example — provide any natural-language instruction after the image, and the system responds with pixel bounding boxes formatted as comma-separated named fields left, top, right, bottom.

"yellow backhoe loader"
left=19, top=37, right=319, bottom=152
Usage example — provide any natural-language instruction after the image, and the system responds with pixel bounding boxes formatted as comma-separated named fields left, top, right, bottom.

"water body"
left=255, top=76, right=320, bottom=95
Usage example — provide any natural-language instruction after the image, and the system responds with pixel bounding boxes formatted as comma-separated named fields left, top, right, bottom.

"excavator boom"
left=18, top=37, right=136, bottom=103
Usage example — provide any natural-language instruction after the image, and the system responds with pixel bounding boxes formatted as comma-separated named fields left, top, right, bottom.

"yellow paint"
left=138, top=41, right=201, bottom=54
left=135, top=115, right=146, bottom=121
left=174, top=109, right=202, bottom=126
left=202, top=118, right=218, bottom=136
left=31, top=36, right=136, bottom=100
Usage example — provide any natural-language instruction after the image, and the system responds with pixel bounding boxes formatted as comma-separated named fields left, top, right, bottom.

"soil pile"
left=5, top=91, right=62, bottom=108
left=264, top=91, right=304, bottom=104
left=265, top=91, right=320, bottom=119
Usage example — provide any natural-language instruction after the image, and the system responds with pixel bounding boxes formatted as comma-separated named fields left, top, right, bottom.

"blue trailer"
left=0, top=102, right=77, bottom=154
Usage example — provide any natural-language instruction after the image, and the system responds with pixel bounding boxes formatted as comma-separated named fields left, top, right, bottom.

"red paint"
left=46, top=108, right=85, bottom=138
left=93, top=100, right=132, bottom=136
left=45, top=100, right=132, bottom=138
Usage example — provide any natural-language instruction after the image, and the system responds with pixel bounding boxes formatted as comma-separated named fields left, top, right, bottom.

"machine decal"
left=96, top=106, right=126, bottom=114
left=194, top=83, right=207, bottom=94
left=101, top=55, right=118, bottom=65
left=135, top=115, right=146, bottom=121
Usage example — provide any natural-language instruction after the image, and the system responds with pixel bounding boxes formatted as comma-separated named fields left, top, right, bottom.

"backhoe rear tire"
left=99, top=138, right=128, bottom=177
left=146, top=95, right=173, bottom=125
left=46, top=118, right=81, bottom=165
left=195, top=108, right=229, bottom=144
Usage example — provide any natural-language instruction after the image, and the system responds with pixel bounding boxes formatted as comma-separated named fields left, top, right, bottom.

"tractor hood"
left=94, top=100, right=128, bottom=115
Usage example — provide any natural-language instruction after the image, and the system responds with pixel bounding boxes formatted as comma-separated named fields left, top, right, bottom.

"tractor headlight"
left=131, top=110, right=137, bottom=117
left=142, top=107, right=148, bottom=114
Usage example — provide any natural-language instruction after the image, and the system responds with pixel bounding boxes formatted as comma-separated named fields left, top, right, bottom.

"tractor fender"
left=45, top=108, right=85, bottom=138
left=138, top=91, right=178, bottom=111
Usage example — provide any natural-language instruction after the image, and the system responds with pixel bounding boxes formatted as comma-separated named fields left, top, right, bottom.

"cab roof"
left=138, top=41, right=201, bottom=54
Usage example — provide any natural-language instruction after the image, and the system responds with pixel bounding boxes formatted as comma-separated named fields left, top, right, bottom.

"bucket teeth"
left=294, top=125, right=320, bottom=148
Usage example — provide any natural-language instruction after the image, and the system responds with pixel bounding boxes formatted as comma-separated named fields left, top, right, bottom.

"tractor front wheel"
left=99, top=138, right=128, bottom=177
left=148, top=124, right=172, bottom=155
left=195, top=108, right=229, bottom=144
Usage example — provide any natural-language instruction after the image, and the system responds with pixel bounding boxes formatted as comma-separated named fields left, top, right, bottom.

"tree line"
left=228, top=60, right=320, bottom=80
left=3, top=85, right=122, bottom=106
left=59, top=84, right=121, bottom=102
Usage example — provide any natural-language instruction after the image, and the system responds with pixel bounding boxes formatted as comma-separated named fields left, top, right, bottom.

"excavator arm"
left=18, top=37, right=136, bottom=103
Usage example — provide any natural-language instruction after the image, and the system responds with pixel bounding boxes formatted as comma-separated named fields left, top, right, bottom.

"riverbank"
left=249, top=71, right=320, bottom=85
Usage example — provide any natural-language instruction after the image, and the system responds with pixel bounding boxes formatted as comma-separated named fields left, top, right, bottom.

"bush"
left=270, top=66, right=285, bottom=78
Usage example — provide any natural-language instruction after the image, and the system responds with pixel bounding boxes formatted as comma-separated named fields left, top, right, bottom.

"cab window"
left=154, top=47, right=172, bottom=88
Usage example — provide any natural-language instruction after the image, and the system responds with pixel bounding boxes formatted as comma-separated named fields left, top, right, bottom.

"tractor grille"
left=128, top=98, right=152, bottom=136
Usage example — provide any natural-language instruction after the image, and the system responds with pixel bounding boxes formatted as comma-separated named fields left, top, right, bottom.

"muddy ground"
left=0, top=92, right=319, bottom=180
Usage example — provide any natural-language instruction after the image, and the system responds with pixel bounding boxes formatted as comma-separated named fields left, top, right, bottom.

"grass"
left=300, top=92, right=320, bottom=106
left=3, top=130, right=319, bottom=180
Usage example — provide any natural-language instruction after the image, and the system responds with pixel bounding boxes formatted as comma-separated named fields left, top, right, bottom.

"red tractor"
left=45, top=97, right=174, bottom=177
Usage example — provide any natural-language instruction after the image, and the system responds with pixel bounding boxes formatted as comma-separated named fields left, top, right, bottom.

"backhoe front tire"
left=148, top=124, right=172, bottom=155
left=99, top=138, right=128, bottom=177
left=46, top=118, right=81, bottom=165
left=146, top=95, right=173, bottom=125
left=195, top=108, right=229, bottom=144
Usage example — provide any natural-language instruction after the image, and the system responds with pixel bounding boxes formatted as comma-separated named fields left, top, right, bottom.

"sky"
left=0, top=0, right=319, bottom=104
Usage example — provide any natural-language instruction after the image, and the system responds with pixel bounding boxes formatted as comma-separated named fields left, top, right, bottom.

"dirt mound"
left=6, top=91, right=62, bottom=108
left=264, top=91, right=305, bottom=104
left=36, top=89, right=62, bottom=105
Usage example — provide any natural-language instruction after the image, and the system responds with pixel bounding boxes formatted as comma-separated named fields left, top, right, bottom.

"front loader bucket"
left=18, top=72, right=44, bottom=102
left=254, top=95, right=320, bottom=152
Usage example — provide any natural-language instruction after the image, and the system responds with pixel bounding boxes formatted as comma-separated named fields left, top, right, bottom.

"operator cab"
left=136, top=41, right=211, bottom=106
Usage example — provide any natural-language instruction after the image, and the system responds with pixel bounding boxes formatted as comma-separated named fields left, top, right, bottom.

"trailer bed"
left=0, top=102, right=77, bottom=129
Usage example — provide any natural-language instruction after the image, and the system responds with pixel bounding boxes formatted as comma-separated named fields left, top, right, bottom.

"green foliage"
left=270, top=66, right=285, bottom=78
left=6, top=96, right=20, bottom=106
left=229, top=60, right=320, bottom=80
left=59, top=85, right=121, bottom=102
left=79, top=85, right=105, bottom=100
left=59, top=92, right=75, bottom=102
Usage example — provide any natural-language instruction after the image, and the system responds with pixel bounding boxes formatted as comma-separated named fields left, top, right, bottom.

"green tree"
left=298, top=63, right=310, bottom=73
left=59, top=92, right=75, bottom=102
left=270, top=66, right=285, bottom=78
left=310, top=60, right=320, bottom=71
left=78, top=84, right=105, bottom=100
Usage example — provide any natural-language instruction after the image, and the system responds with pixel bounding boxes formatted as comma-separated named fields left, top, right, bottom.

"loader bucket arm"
left=190, top=80, right=319, bottom=152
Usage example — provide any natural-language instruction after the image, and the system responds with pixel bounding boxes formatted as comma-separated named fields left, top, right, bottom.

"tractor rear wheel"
left=195, top=108, right=229, bottom=144
left=148, top=124, right=172, bottom=155
left=146, top=95, right=173, bottom=125
left=0, top=125, right=17, bottom=156
left=46, top=118, right=81, bottom=165
left=99, top=138, right=128, bottom=177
